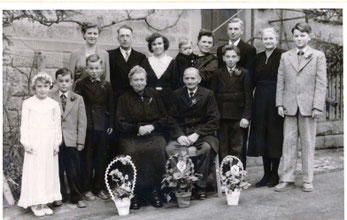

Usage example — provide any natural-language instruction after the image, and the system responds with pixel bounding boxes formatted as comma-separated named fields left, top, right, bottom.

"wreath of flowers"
left=105, top=155, right=137, bottom=202
left=31, top=72, right=54, bottom=88
left=161, top=151, right=202, bottom=197
left=220, top=155, right=250, bottom=192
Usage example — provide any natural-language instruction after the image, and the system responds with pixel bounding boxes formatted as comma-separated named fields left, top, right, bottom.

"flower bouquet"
left=161, top=151, right=202, bottom=208
left=220, top=155, right=250, bottom=205
left=105, top=155, right=137, bottom=216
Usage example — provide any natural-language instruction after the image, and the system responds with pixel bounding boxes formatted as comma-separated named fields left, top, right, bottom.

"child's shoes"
left=41, top=204, right=53, bottom=215
left=31, top=205, right=45, bottom=217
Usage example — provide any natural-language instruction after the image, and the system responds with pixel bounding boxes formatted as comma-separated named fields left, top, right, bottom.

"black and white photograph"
left=2, top=5, right=344, bottom=220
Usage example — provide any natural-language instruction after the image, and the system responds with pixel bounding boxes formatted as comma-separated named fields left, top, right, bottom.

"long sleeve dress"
left=18, top=96, right=62, bottom=208
left=116, top=88, right=168, bottom=194
left=248, top=48, right=285, bottom=158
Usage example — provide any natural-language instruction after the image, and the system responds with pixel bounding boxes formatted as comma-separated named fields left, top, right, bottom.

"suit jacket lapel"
left=288, top=49, right=300, bottom=72
left=298, top=46, right=313, bottom=72
left=180, top=89, right=193, bottom=109
left=63, top=92, right=75, bottom=119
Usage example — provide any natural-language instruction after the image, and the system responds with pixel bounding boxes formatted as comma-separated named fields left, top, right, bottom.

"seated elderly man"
left=166, top=67, right=220, bottom=200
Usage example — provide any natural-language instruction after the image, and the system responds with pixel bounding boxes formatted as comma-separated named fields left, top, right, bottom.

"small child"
left=18, top=72, right=62, bottom=217
left=50, top=68, right=87, bottom=208
left=175, top=37, right=197, bottom=87
left=211, top=45, right=252, bottom=162
left=75, top=54, right=115, bottom=201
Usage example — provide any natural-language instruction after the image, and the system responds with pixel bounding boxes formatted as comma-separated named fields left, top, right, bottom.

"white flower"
left=230, top=165, right=240, bottom=176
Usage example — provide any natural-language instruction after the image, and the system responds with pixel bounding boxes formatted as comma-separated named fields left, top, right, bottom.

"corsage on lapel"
left=304, top=52, right=313, bottom=59
left=149, top=97, right=153, bottom=104
left=70, top=95, right=76, bottom=101
left=233, top=68, right=242, bottom=77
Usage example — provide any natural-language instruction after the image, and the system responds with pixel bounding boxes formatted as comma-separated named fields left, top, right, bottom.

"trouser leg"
left=65, top=147, right=83, bottom=203
left=80, top=130, right=94, bottom=193
left=219, top=122, right=230, bottom=162
left=58, top=144, right=68, bottom=201
left=194, top=142, right=212, bottom=188
left=93, top=131, right=108, bottom=193
left=280, top=115, right=299, bottom=183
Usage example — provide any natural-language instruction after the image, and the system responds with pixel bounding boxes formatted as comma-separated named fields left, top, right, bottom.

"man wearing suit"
left=216, top=17, right=256, bottom=169
left=51, top=68, right=87, bottom=208
left=75, top=54, right=115, bottom=200
left=108, top=25, right=146, bottom=102
left=166, top=67, right=220, bottom=200
left=275, top=22, right=327, bottom=193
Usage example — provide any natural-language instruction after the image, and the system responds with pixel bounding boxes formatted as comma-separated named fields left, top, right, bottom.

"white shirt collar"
left=227, top=65, right=236, bottom=72
left=59, top=91, right=69, bottom=98
left=229, top=38, right=241, bottom=46
left=120, top=47, right=132, bottom=59
left=296, top=46, right=307, bottom=54
left=187, top=87, right=198, bottom=97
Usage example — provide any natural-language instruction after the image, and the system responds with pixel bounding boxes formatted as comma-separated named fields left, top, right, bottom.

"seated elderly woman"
left=116, top=65, right=168, bottom=209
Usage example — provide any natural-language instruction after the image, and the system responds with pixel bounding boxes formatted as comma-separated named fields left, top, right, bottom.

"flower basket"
left=175, top=191, right=192, bottom=208
left=161, top=151, right=201, bottom=208
left=105, top=155, right=137, bottom=216
left=220, top=155, right=250, bottom=206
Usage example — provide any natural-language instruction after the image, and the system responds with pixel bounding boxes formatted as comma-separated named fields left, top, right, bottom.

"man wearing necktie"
left=275, top=22, right=327, bottom=193
left=166, top=67, right=220, bottom=200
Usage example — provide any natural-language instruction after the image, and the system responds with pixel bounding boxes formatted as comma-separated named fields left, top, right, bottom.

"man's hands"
left=138, top=125, right=155, bottom=136
left=177, top=133, right=200, bottom=146
left=240, top=118, right=249, bottom=128
left=77, top=144, right=84, bottom=151
left=312, top=109, right=322, bottom=119
left=278, top=106, right=284, bottom=117
left=107, top=128, right=113, bottom=135
left=24, top=146, right=35, bottom=155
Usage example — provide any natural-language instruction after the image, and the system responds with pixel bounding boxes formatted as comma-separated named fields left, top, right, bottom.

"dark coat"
left=194, top=53, right=218, bottom=89
left=108, top=47, right=146, bottom=101
left=217, top=40, right=257, bottom=82
left=169, top=86, right=220, bottom=152
left=116, top=88, right=168, bottom=137
left=211, top=66, right=252, bottom=120
left=175, top=52, right=197, bottom=88
left=75, top=78, right=115, bottom=131
left=248, top=48, right=285, bottom=158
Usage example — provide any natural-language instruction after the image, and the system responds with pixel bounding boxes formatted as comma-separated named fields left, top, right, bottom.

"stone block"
left=324, top=134, right=344, bottom=148
left=7, top=96, right=26, bottom=111
left=3, top=108, right=21, bottom=128
left=11, top=50, right=36, bottom=68
left=62, top=52, right=72, bottom=68
left=315, top=136, right=325, bottom=149
left=12, top=21, right=48, bottom=39
left=46, top=24, right=75, bottom=40
left=44, top=52, right=63, bottom=69
left=317, top=120, right=343, bottom=136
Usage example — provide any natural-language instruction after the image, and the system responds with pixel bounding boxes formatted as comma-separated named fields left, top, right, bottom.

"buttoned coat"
left=211, top=66, right=252, bottom=120
left=276, top=46, right=327, bottom=116
left=108, top=47, right=146, bottom=101
left=75, top=78, right=115, bottom=131
left=69, top=47, right=110, bottom=85
left=50, top=90, right=87, bottom=147
left=169, top=86, right=220, bottom=152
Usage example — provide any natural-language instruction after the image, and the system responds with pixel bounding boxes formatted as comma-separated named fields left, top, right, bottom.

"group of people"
left=17, top=17, right=327, bottom=217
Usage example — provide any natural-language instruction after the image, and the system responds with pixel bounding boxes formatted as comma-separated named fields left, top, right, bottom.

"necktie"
left=189, top=92, right=194, bottom=98
left=60, top=94, right=66, bottom=112
left=297, top=50, right=304, bottom=65
left=125, top=51, right=129, bottom=62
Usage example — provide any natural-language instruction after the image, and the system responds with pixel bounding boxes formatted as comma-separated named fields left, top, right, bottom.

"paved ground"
left=3, top=148, right=344, bottom=220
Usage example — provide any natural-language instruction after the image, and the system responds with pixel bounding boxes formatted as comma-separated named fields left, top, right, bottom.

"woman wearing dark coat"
left=141, top=32, right=179, bottom=111
left=248, top=27, right=285, bottom=187
left=116, top=66, right=168, bottom=209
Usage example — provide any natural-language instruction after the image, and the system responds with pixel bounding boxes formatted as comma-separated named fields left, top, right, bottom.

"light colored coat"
left=50, top=90, right=87, bottom=147
left=68, top=46, right=110, bottom=83
left=276, top=46, right=327, bottom=116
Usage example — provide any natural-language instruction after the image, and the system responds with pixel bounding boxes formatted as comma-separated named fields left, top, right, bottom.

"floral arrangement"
left=105, top=155, right=137, bottom=202
left=220, top=155, right=251, bottom=192
left=161, top=151, right=201, bottom=197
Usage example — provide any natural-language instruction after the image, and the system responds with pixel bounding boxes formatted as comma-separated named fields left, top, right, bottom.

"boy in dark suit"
left=51, top=68, right=87, bottom=208
left=75, top=54, right=115, bottom=201
left=212, top=45, right=252, bottom=163
left=216, top=18, right=256, bottom=168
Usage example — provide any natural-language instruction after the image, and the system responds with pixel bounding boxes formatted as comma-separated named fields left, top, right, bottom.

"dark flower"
left=70, top=96, right=76, bottom=101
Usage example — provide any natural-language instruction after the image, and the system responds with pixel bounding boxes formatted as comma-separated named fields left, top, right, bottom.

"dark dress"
left=141, top=57, right=179, bottom=111
left=248, top=48, right=285, bottom=158
left=175, top=52, right=197, bottom=88
left=194, top=53, right=218, bottom=89
left=116, top=88, right=168, bottom=193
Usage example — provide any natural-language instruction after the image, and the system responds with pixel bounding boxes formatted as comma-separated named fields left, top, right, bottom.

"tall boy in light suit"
left=275, top=23, right=327, bottom=192
left=51, top=68, right=87, bottom=207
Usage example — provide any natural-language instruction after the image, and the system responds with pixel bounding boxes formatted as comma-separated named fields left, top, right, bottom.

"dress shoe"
left=150, top=190, right=163, bottom=208
left=53, top=200, right=63, bottom=207
left=130, top=195, right=140, bottom=210
left=274, top=182, right=295, bottom=192
left=31, top=205, right=45, bottom=217
left=41, top=204, right=53, bottom=215
left=255, top=175, right=269, bottom=187
left=195, top=189, right=207, bottom=200
left=76, top=200, right=87, bottom=208
left=98, top=190, right=110, bottom=200
left=267, top=174, right=280, bottom=187
left=302, top=182, right=314, bottom=192
left=85, top=191, right=96, bottom=201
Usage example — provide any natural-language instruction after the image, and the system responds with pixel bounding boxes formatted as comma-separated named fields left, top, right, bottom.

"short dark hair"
left=291, top=22, right=312, bottom=34
left=222, top=45, right=240, bottom=56
left=81, top=23, right=100, bottom=40
left=117, top=25, right=133, bottom=34
left=197, top=29, right=215, bottom=45
left=86, top=54, right=103, bottom=66
left=55, top=68, right=73, bottom=79
left=146, top=33, right=170, bottom=53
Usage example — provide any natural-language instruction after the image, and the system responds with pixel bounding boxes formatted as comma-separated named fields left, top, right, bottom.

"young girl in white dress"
left=18, top=72, right=62, bottom=217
